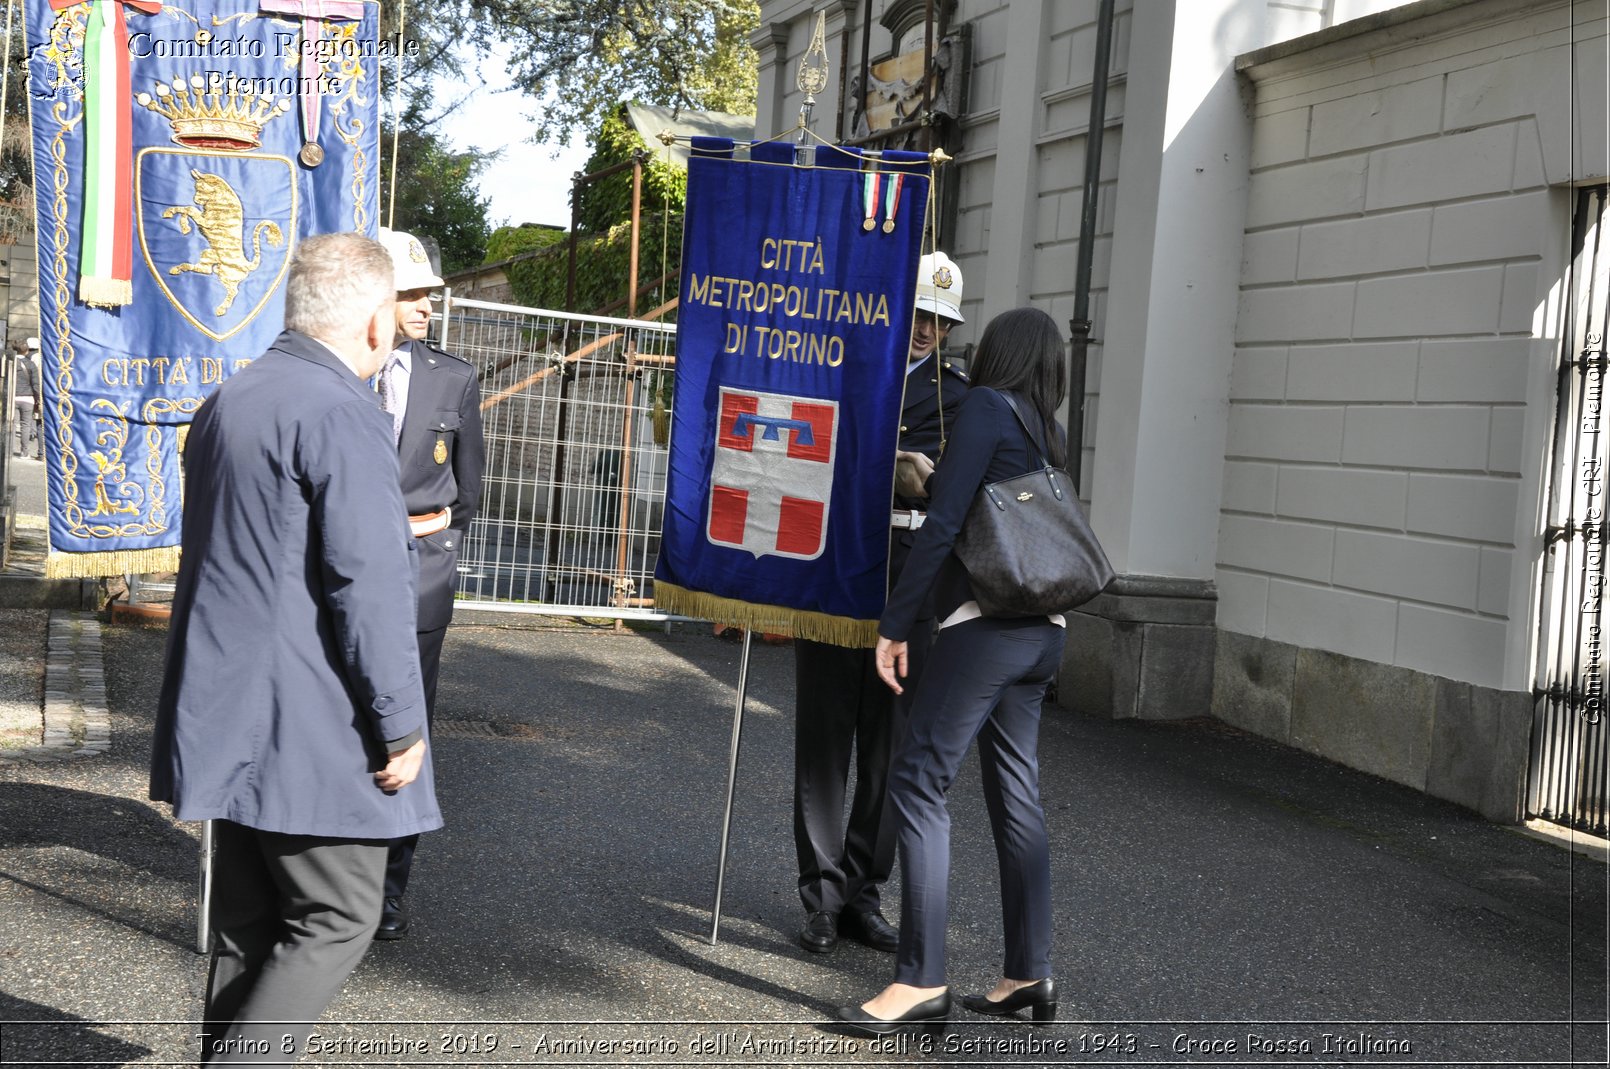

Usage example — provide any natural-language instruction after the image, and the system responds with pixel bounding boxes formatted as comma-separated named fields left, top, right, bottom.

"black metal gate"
left=1531, top=185, right=1610, bottom=835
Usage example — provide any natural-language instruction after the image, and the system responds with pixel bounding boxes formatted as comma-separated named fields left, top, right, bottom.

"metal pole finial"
left=794, top=11, right=830, bottom=166
left=797, top=11, right=830, bottom=100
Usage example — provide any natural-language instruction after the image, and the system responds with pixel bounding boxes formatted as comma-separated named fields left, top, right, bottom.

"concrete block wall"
left=1224, top=0, right=1608, bottom=697
left=1218, top=0, right=1609, bottom=819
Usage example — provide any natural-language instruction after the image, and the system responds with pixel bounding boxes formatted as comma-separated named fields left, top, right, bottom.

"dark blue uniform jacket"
left=395, top=341, right=482, bottom=631
left=880, top=387, right=1066, bottom=641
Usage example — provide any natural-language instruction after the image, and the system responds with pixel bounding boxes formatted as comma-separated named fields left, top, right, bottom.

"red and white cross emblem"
left=707, top=387, right=838, bottom=560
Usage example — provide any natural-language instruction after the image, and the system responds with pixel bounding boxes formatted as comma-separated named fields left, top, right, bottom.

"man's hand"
left=894, top=450, right=935, bottom=499
left=875, top=636, right=909, bottom=694
left=374, top=738, right=426, bottom=792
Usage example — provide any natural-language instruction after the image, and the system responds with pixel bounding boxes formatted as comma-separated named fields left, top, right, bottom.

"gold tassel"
left=78, top=277, right=134, bottom=308
left=653, top=581, right=880, bottom=648
left=46, top=546, right=181, bottom=579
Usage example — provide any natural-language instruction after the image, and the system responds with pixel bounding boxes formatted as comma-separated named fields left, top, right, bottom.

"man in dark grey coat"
left=149, top=232, right=440, bottom=1065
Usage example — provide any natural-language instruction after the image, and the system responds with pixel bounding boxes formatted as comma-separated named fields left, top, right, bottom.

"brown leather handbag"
left=954, top=391, right=1114, bottom=617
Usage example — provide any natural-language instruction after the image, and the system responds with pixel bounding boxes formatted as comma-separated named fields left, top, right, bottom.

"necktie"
left=379, top=354, right=403, bottom=444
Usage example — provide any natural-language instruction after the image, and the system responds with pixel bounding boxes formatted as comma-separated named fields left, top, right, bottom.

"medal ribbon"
left=861, top=172, right=881, bottom=231
left=883, top=174, right=904, bottom=232
left=257, top=0, right=365, bottom=158
left=54, top=0, right=163, bottom=307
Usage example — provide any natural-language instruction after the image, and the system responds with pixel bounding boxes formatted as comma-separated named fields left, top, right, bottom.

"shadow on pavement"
left=0, top=991, right=152, bottom=1067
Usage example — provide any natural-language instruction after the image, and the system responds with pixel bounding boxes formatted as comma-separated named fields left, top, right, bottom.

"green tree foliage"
left=486, top=224, right=568, bottom=262
left=575, top=109, right=687, bottom=233
left=491, top=107, right=688, bottom=317
left=466, top=0, right=759, bottom=146
left=1, top=17, right=34, bottom=242
left=377, top=0, right=494, bottom=274
left=379, top=0, right=474, bottom=88
left=380, top=104, right=494, bottom=275
left=500, top=211, right=683, bottom=318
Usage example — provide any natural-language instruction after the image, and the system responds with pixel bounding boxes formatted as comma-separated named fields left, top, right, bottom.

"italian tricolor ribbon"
left=53, top=0, right=162, bottom=307
left=861, top=172, right=881, bottom=232
left=882, top=173, right=903, bottom=233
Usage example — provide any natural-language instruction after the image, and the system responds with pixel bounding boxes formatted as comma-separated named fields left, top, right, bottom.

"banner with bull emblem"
left=26, top=0, right=385, bottom=576
left=654, top=140, right=931, bottom=646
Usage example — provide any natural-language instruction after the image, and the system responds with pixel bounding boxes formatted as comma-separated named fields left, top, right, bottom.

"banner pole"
left=196, top=819, right=214, bottom=954
left=708, top=628, right=754, bottom=945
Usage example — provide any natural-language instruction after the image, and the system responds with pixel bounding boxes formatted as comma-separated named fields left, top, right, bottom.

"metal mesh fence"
left=442, top=296, right=677, bottom=620
left=1530, top=186, right=1609, bottom=835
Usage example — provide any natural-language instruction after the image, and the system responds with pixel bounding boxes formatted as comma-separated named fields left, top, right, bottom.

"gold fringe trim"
left=78, top=276, right=133, bottom=308
left=653, top=581, right=879, bottom=648
left=46, top=546, right=181, bottom=579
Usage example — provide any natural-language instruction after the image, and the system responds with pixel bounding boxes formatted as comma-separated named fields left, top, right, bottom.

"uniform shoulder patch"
left=942, top=361, right=970, bottom=382
left=430, top=343, right=472, bottom=367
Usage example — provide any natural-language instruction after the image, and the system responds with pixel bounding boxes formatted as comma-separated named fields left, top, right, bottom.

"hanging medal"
left=882, top=174, right=904, bottom=234
left=862, top=171, right=881, bottom=232
left=258, top=0, right=367, bottom=168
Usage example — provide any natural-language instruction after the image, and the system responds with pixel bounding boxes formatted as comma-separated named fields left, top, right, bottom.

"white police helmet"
left=914, top=251, right=964, bottom=324
left=378, top=227, right=444, bottom=291
left=25, top=336, right=39, bottom=351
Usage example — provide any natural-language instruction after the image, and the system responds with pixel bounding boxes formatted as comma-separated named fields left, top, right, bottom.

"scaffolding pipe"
left=628, top=155, right=643, bottom=318
left=547, top=152, right=654, bottom=589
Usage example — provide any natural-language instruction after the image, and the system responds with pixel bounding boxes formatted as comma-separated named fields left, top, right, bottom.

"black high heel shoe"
left=834, top=991, right=951, bottom=1036
left=959, top=979, right=1057, bottom=1023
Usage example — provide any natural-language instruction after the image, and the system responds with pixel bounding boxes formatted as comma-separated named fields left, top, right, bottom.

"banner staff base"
left=709, top=629, right=754, bottom=945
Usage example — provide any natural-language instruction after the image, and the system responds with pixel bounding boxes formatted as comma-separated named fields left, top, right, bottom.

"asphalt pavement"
left=0, top=600, right=1605, bottom=1068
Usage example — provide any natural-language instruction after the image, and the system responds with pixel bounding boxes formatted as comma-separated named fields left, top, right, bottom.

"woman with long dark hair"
left=836, top=306, right=1070, bottom=1034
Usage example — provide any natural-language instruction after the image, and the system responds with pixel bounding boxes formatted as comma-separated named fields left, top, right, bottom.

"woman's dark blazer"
left=879, top=387, right=1064, bottom=641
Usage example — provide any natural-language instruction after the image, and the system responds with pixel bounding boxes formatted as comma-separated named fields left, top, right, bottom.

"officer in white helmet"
left=371, top=227, right=485, bottom=941
left=791, top=251, right=970, bottom=955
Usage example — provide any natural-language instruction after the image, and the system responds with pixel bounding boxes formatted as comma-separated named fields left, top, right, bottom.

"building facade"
left=754, top=0, right=1610, bottom=825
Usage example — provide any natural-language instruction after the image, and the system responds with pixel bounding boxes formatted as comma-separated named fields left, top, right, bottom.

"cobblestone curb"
left=0, top=611, right=109, bottom=765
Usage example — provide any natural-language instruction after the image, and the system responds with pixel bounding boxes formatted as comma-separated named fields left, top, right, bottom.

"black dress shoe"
left=373, top=896, right=410, bottom=941
left=799, top=910, right=838, bottom=953
left=959, top=978, right=1057, bottom=1023
left=834, top=991, right=950, bottom=1036
left=839, top=909, right=899, bottom=952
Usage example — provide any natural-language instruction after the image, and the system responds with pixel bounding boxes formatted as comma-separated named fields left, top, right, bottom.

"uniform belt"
left=409, top=507, right=451, bottom=538
left=890, top=509, right=926, bottom=530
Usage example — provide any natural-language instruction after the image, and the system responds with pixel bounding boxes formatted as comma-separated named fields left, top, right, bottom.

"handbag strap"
left=989, top=388, right=1066, bottom=503
left=994, top=388, right=1051, bottom=469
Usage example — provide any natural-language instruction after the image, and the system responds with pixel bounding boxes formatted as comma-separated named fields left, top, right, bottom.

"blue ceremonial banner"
left=653, top=141, right=931, bottom=646
left=26, top=0, right=384, bottom=576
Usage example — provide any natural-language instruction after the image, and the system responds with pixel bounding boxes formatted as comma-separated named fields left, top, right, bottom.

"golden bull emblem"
left=163, top=170, right=284, bottom=316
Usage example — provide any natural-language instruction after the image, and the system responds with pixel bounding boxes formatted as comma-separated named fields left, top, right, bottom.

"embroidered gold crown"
left=137, top=74, right=290, bottom=151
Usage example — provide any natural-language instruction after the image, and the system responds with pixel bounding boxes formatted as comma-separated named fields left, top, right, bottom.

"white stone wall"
left=1222, top=0, right=1610, bottom=691
left=753, top=0, right=1133, bottom=487
left=1263, top=0, right=1417, bottom=44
